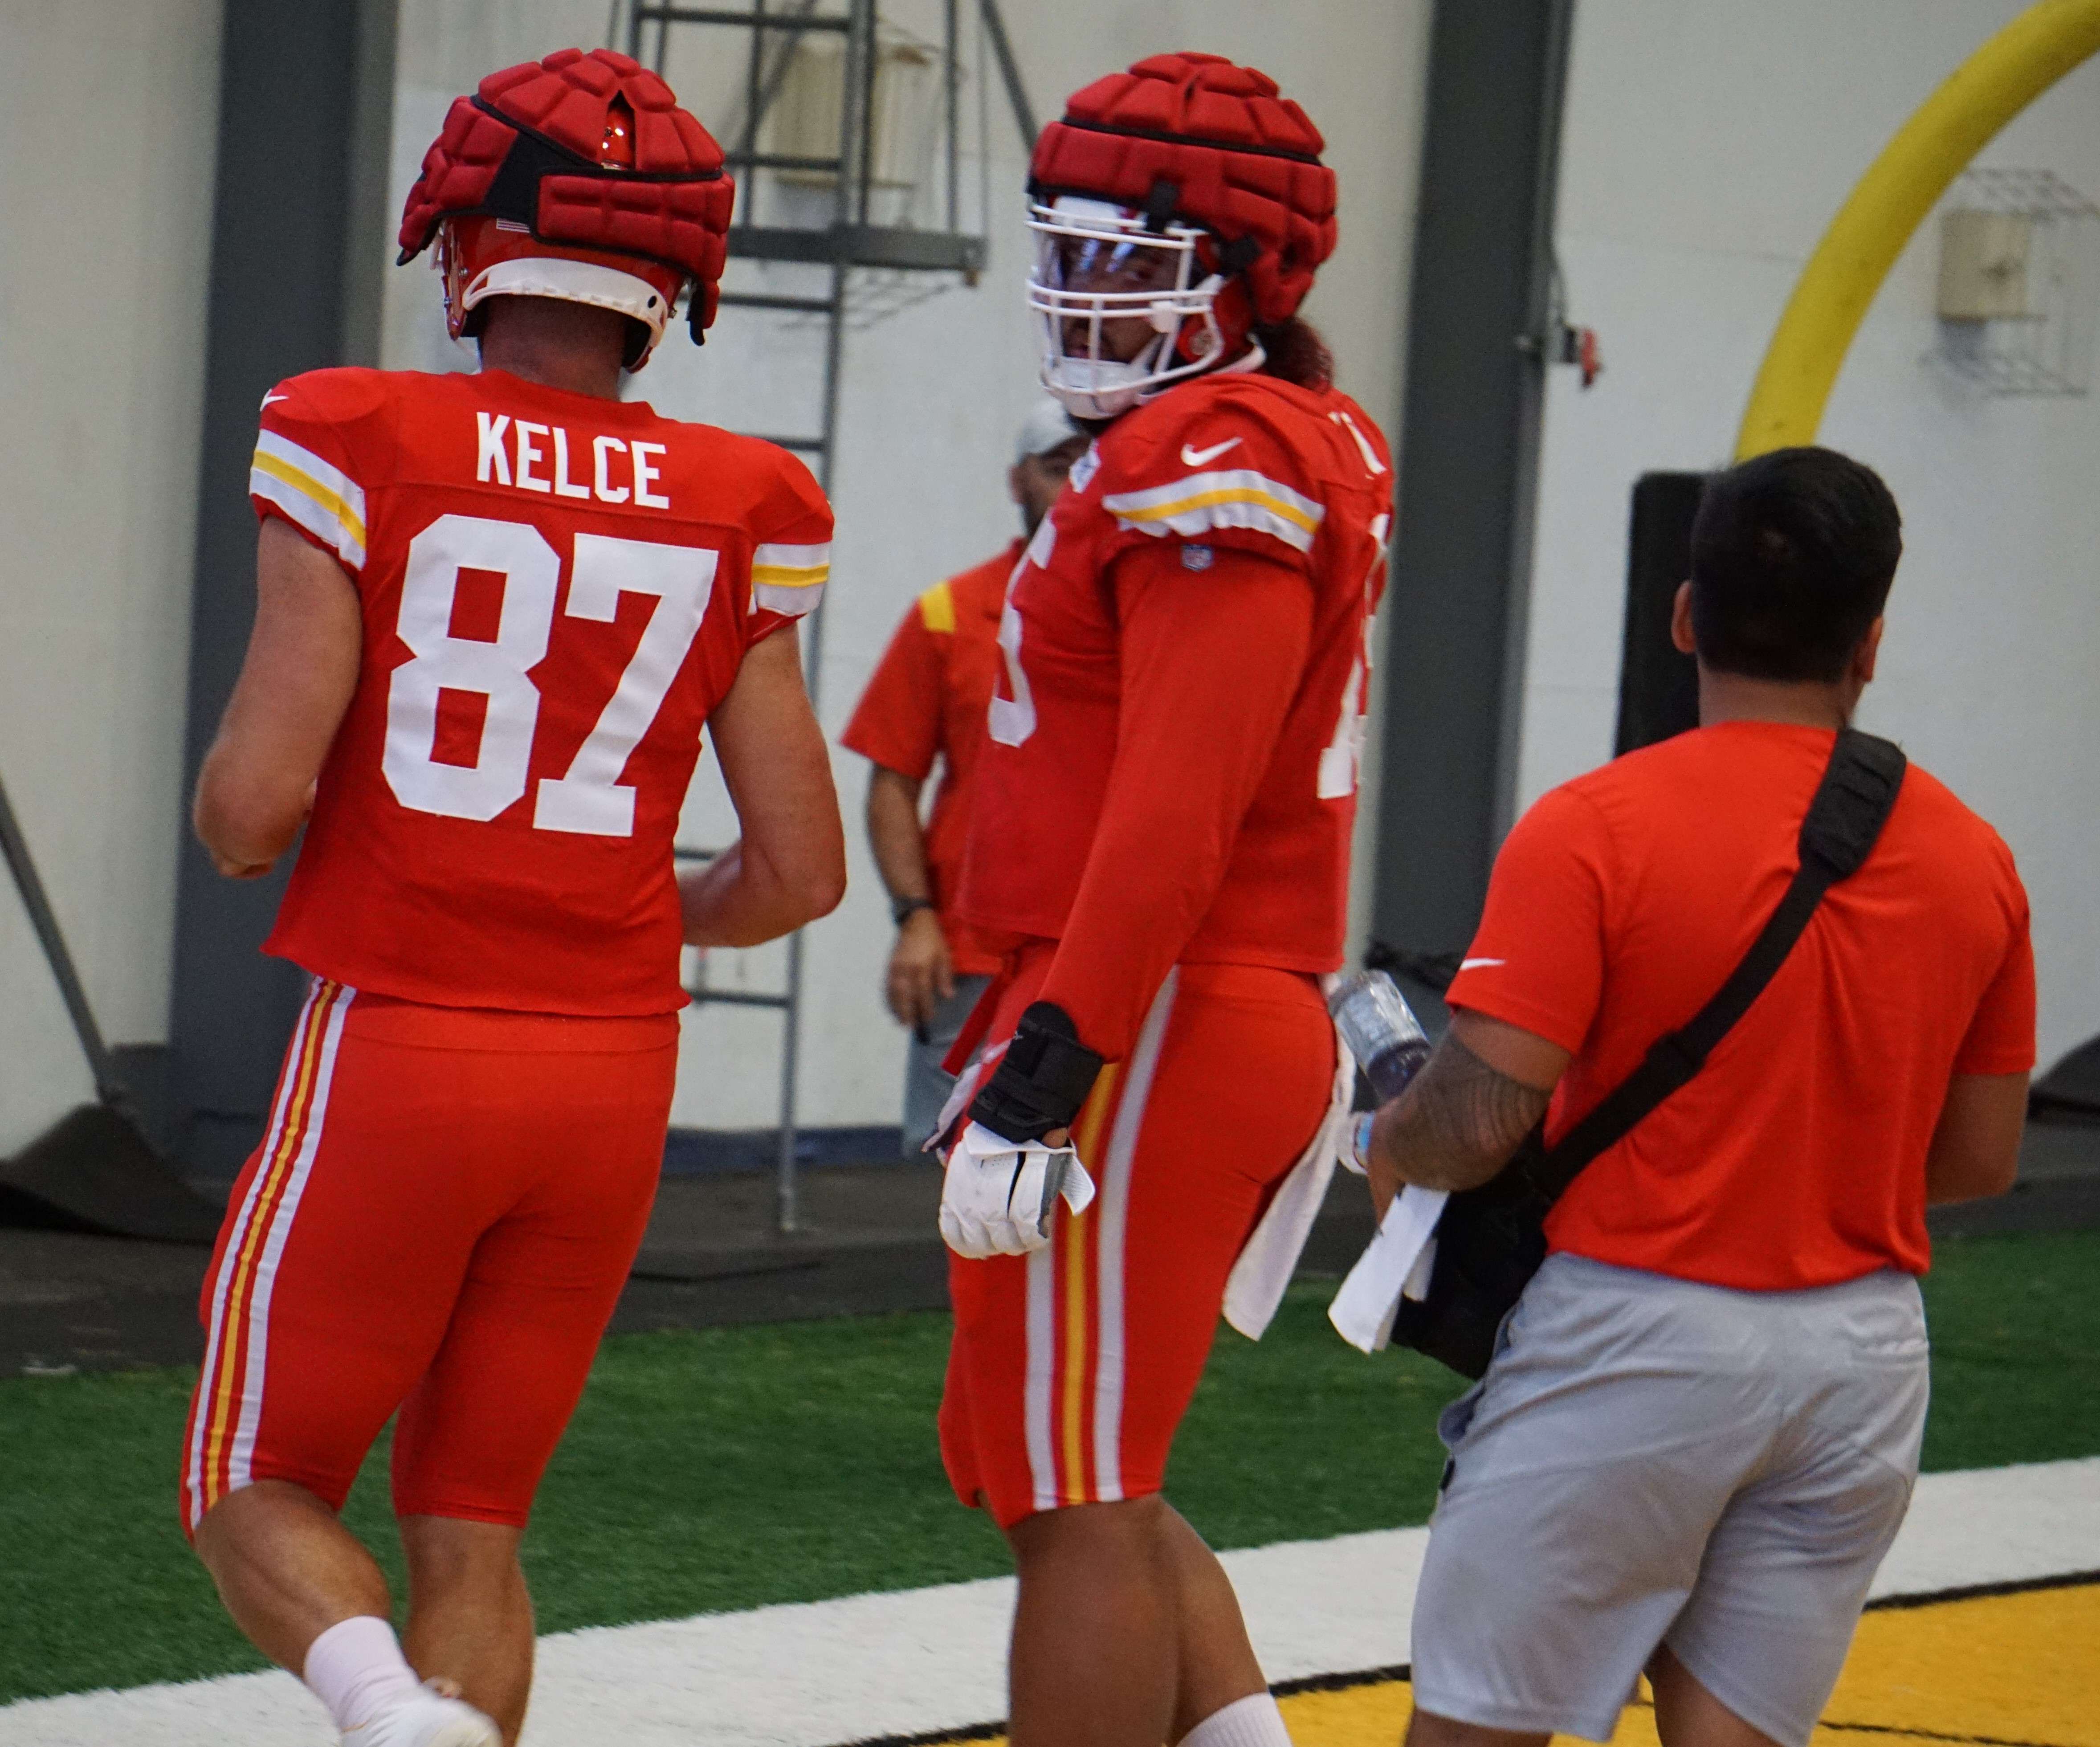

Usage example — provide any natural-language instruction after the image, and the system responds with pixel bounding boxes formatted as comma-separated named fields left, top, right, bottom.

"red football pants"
left=181, top=980, right=676, bottom=1536
left=939, top=957, right=1335, bottom=1528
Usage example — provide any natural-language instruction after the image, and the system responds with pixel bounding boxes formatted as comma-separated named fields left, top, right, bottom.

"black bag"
left=1389, top=729, right=1908, bottom=1380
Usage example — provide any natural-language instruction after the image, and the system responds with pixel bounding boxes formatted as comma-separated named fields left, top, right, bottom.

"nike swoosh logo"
left=1458, top=957, right=1505, bottom=971
left=1181, top=437, right=1242, bottom=468
left=261, top=393, right=289, bottom=407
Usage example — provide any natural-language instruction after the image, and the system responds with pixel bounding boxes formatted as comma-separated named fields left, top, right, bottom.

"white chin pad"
left=463, top=256, right=676, bottom=344
left=1042, top=354, right=1156, bottom=420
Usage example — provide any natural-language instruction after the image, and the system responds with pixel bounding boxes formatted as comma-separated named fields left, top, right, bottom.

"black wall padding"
left=1614, top=472, right=1707, bottom=755
left=1372, top=0, right=1572, bottom=961
left=0, top=1106, right=222, bottom=1242
left=2033, top=1034, right=2100, bottom=1121
left=171, top=0, right=368, bottom=1179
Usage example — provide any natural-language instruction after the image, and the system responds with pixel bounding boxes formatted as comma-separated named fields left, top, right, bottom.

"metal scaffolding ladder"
left=620, top=0, right=1030, bottom=1230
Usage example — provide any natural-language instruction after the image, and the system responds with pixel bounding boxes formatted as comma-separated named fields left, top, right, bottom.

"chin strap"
left=967, top=1003, right=1106, bottom=1143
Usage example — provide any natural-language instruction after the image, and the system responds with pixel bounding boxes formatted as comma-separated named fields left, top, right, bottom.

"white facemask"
left=1026, top=196, right=1233, bottom=418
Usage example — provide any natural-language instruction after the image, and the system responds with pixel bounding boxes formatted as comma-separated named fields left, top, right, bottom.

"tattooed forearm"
left=1371, top=1033, right=1551, bottom=1193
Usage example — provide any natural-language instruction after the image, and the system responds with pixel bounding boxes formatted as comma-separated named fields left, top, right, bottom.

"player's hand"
left=210, top=849, right=276, bottom=880
left=885, top=908, right=955, bottom=1029
left=939, top=1121, right=1097, bottom=1257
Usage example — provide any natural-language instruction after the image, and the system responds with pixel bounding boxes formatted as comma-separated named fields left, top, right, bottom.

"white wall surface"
left=0, top=2, right=220, bottom=1154
left=1521, top=0, right=2100, bottom=1071
left=386, top=1, right=1429, bottom=1130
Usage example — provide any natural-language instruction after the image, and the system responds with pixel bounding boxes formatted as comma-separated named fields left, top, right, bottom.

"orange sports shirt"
left=249, top=365, right=832, bottom=1016
left=956, top=370, right=1393, bottom=1062
left=840, top=543, right=1017, bottom=976
left=1447, top=722, right=2036, bottom=1289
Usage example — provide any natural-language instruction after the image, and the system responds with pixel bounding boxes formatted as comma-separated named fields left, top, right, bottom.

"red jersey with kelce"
left=958, top=371, right=1391, bottom=996
left=249, top=365, right=831, bottom=1015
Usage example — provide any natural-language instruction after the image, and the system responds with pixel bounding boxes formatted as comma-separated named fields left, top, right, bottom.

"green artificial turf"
left=1, top=1230, right=2095, bottom=1706
left=1917, top=1231, right=2100, bottom=1471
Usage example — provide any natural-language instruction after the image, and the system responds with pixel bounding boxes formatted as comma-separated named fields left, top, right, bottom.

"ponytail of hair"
left=1253, top=316, right=1334, bottom=391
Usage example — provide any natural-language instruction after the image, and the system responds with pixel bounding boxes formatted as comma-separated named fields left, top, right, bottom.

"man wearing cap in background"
left=841, top=401, right=1086, bottom=1152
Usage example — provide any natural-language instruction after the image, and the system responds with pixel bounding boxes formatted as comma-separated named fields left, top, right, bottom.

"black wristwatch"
left=891, top=895, right=935, bottom=927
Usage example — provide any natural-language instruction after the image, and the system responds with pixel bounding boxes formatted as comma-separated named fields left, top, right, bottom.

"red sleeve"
left=1443, top=786, right=1614, bottom=1055
left=249, top=369, right=390, bottom=580
left=840, top=597, right=946, bottom=781
left=1037, top=541, right=1312, bottom=1061
left=743, top=446, right=834, bottom=648
left=1954, top=871, right=2037, bottom=1075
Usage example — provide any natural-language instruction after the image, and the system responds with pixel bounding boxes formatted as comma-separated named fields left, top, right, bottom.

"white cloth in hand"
left=939, top=1121, right=1098, bottom=1258
left=1329, top=1184, right=1448, bottom=1353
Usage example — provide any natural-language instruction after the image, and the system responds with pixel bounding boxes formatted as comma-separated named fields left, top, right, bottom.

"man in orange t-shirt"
left=1366, top=448, right=2033, bottom=1747
left=841, top=400, right=1085, bottom=1149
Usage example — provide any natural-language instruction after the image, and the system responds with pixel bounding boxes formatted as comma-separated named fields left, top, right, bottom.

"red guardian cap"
left=1030, top=51, right=1337, bottom=326
left=1023, top=53, right=1338, bottom=417
left=396, top=47, right=736, bottom=370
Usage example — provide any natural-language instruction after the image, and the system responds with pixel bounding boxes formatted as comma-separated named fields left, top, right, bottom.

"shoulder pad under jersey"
left=1089, top=374, right=1334, bottom=566
left=251, top=367, right=398, bottom=573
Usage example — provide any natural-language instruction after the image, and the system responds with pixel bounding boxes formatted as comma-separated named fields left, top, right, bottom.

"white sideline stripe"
left=5, top=1457, right=2095, bottom=1746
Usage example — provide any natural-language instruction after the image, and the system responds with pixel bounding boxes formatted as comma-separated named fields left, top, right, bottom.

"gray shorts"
left=1410, top=1253, right=1929, bottom=1746
left=901, top=973, right=994, bottom=1154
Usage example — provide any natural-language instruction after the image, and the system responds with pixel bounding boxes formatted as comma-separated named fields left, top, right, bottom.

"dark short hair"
left=1689, top=447, right=1902, bottom=682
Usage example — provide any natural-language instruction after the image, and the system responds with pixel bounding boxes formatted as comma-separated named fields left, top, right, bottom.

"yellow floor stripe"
left=1826, top=1582, right=2100, bottom=1746
left=941, top=1582, right=2100, bottom=1747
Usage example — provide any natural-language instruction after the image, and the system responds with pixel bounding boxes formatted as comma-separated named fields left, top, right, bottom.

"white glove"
left=939, top=1121, right=1097, bottom=1258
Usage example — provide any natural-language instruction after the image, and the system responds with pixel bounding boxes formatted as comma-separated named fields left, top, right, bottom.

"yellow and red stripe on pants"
left=181, top=978, right=355, bottom=1534
left=942, top=960, right=1336, bottom=1527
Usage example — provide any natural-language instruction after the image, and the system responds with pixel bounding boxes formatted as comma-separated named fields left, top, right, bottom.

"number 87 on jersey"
left=248, top=364, right=832, bottom=1015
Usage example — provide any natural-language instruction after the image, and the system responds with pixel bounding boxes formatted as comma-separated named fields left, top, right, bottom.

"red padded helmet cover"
left=1028, top=52, right=1336, bottom=326
left=397, top=48, right=736, bottom=330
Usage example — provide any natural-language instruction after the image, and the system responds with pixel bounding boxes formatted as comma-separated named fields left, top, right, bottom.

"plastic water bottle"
left=1328, top=970, right=1432, bottom=1102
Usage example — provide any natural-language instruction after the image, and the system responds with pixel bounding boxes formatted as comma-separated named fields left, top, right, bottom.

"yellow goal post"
left=1735, top=0, right=2100, bottom=460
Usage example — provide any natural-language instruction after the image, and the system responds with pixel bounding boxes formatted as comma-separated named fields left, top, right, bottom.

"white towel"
left=1328, top=1184, right=1448, bottom=1352
left=1222, top=1019, right=1358, bottom=1339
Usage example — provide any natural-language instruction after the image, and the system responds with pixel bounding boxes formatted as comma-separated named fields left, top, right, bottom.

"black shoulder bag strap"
left=1523, top=727, right=1908, bottom=1200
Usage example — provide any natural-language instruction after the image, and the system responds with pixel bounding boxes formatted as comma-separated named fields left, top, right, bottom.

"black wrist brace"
left=967, top=1003, right=1105, bottom=1143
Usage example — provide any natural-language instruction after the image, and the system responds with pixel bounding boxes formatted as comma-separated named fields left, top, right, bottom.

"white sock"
left=302, top=1615, right=423, bottom=1733
left=1179, top=1690, right=1294, bottom=1747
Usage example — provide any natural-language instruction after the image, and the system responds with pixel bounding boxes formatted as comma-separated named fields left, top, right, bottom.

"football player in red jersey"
left=179, top=50, right=844, bottom=1747
left=934, top=53, right=1392, bottom=1747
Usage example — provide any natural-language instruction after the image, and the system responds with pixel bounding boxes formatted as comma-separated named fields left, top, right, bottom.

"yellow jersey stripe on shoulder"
left=250, top=437, right=368, bottom=570
left=1101, top=467, right=1325, bottom=555
left=751, top=541, right=829, bottom=617
left=754, top=580, right=825, bottom=617
left=753, top=541, right=830, bottom=578
left=918, top=579, right=956, bottom=635
left=253, top=430, right=367, bottom=515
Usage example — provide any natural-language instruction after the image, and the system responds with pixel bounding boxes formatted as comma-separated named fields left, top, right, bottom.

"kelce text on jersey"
left=474, top=411, right=671, bottom=509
